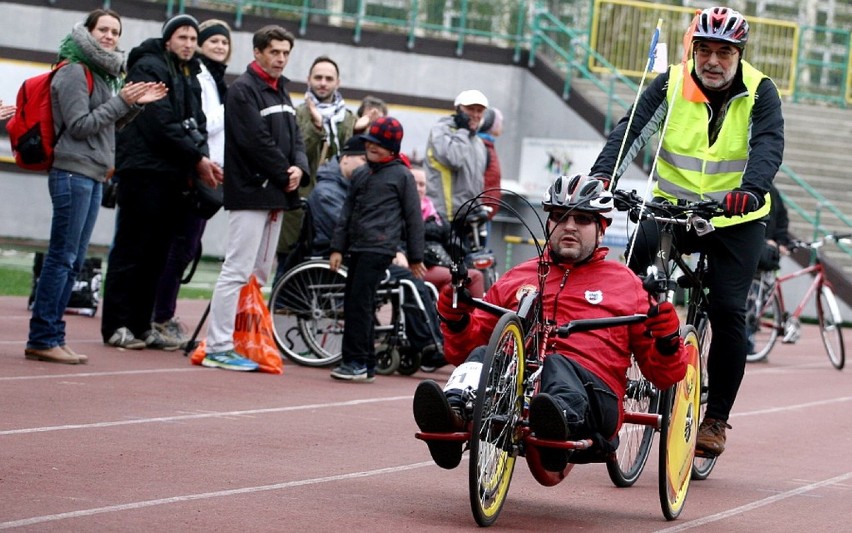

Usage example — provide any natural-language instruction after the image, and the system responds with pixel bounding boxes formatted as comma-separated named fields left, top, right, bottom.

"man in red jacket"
left=413, top=175, right=688, bottom=472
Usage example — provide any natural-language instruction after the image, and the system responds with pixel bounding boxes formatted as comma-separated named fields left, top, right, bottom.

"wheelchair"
left=267, top=257, right=440, bottom=375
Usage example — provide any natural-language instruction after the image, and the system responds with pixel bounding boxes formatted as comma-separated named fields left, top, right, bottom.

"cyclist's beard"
left=549, top=237, right=598, bottom=265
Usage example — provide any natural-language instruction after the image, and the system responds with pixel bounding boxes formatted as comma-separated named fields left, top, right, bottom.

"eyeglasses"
left=694, top=46, right=738, bottom=61
left=548, top=212, right=598, bottom=226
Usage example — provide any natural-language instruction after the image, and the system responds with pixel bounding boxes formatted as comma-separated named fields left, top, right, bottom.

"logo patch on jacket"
left=515, top=284, right=536, bottom=302
left=585, top=290, right=603, bottom=304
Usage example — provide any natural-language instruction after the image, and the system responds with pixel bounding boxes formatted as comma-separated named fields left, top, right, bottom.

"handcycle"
left=745, top=233, right=850, bottom=369
left=267, top=258, right=440, bottom=375
left=414, top=191, right=706, bottom=526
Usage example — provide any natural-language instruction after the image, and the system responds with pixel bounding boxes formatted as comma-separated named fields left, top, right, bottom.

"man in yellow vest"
left=591, top=6, right=784, bottom=456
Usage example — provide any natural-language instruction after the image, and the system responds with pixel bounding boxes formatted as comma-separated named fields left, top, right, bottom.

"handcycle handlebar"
left=557, top=314, right=648, bottom=338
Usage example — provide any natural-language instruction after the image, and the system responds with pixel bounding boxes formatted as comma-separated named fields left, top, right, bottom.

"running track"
left=1, top=296, right=850, bottom=531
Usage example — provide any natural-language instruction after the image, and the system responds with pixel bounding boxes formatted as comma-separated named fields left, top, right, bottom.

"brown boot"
left=61, top=345, right=88, bottom=364
left=696, top=418, right=732, bottom=456
left=25, top=346, right=80, bottom=364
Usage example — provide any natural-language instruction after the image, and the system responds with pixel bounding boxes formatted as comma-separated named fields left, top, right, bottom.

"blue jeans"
left=28, top=169, right=102, bottom=349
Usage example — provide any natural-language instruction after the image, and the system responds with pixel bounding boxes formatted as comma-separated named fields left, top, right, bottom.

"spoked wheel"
left=607, top=357, right=660, bottom=487
left=469, top=313, right=526, bottom=527
left=691, top=319, right=717, bottom=480
left=268, top=261, right=346, bottom=366
left=745, top=273, right=782, bottom=363
left=817, top=284, right=845, bottom=370
left=658, top=325, right=701, bottom=520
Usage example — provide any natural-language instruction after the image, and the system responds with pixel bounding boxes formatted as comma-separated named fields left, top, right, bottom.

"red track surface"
left=1, top=295, right=850, bottom=531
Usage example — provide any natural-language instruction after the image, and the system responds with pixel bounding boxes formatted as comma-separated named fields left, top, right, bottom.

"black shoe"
left=529, top=393, right=570, bottom=472
left=413, top=380, right=464, bottom=469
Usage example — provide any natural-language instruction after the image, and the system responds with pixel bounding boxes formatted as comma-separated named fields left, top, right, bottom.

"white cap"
left=454, top=89, right=489, bottom=108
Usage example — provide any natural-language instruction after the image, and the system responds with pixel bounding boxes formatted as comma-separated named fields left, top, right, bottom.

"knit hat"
left=162, top=14, right=199, bottom=42
left=341, top=136, right=366, bottom=156
left=360, top=116, right=404, bottom=155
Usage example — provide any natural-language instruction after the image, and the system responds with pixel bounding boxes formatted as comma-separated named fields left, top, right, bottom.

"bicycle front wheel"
left=469, top=313, right=525, bottom=527
left=606, top=357, right=660, bottom=487
left=817, top=284, right=845, bottom=370
left=691, top=319, right=717, bottom=480
left=745, top=275, right=782, bottom=363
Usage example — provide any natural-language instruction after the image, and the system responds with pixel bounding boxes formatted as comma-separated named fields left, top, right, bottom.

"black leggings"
left=628, top=218, right=765, bottom=421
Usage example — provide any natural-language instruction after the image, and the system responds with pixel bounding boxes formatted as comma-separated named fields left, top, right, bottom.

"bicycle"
left=415, top=190, right=703, bottom=526
left=745, top=233, right=850, bottom=369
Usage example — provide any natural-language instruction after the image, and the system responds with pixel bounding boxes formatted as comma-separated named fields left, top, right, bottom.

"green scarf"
left=57, top=34, right=123, bottom=92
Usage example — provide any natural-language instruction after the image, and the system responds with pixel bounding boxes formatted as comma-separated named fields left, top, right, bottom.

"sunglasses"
left=548, top=211, right=598, bottom=226
left=694, top=46, right=738, bottom=61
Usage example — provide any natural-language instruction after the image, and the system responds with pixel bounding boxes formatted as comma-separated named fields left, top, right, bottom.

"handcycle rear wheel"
left=469, top=313, right=525, bottom=527
left=658, top=325, right=701, bottom=520
left=745, top=273, right=782, bottom=363
left=606, top=356, right=660, bottom=487
left=691, top=318, right=717, bottom=480
left=817, top=284, right=845, bottom=370
left=268, top=260, right=346, bottom=367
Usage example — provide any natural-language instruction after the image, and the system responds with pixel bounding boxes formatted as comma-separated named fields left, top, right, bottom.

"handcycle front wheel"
left=817, top=284, right=845, bottom=370
left=469, top=312, right=526, bottom=527
left=606, top=356, right=660, bottom=488
left=658, top=325, right=701, bottom=520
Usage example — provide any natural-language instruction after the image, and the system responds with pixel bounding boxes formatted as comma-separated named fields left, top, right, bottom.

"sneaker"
left=107, top=327, right=146, bottom=350
left=143, top=328, right=182, bottom=351
left=529, top=393, right=570, bottom=472
left=153, top=318, right=190, bottom=349
left=696, top=417, right=732, bottom=456
left=413, top=380, right=465, bottom=469
left=201, top=350, right=259, bottom=372
left=419, top=344, right=448, bottom=373
left=330, top=362, right=374, bottom=382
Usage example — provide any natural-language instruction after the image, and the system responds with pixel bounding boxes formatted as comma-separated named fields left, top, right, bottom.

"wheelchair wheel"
left=692, top=319, right=717, bottom=480
left=374, top=344, right=400, bottom=375
left=268, top=260, right=345, bottom=367
left=606, top=356, right=660, bottom=488
left=397, top=349, right=422, bottom=376
left=817, top=284, right=845, bottom=370
left=745, top=274, right=781, bottom=363
left=469, top=313, right=525, bottom=527
left=658, top=325, right=701, bottom=520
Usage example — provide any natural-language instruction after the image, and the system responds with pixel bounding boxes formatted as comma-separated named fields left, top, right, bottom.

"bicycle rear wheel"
left=659, top=325, right=701, bottom=520
left=469, top=313, right=525, bottom=527
left=745, top=274, right=782, bottom=363
left=817, top=284, right=845, bottom=370
left=691, top=319, right=717, bottom=480
left=268, top=261, right=345, bottom=366
left=606, top=357, right=660, bottom=487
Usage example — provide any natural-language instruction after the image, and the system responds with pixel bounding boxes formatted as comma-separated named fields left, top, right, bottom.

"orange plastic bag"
left=191, top=275, right=283, bottom=374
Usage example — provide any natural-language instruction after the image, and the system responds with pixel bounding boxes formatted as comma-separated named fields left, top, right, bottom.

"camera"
left=181, top=117, right=205, bottom=147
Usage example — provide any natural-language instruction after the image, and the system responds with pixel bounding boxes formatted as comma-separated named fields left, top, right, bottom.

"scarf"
left=305, top=89, right=348, bottom=153
left=200, top=55, right=228, bottom=102
left=250, top=61, right=278, bottom=90
left=57, top=23, right=124, bottom=92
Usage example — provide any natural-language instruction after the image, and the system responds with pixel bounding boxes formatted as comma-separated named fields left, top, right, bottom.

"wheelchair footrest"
left=525, top=436, right=594, bottom=450
left=415, top=431, right=470, bottom=442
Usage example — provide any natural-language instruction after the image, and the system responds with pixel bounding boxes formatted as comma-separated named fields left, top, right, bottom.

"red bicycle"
left=746, top=233, right=850, bottom=369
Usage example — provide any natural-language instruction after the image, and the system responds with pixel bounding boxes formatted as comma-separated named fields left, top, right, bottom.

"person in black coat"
left=201, top=25, right=309, bottom=371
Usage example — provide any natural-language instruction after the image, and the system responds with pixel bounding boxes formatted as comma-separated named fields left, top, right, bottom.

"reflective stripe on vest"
left=653, top=60, right=771, bottom=227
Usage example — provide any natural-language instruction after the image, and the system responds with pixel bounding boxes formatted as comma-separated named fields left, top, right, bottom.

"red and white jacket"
left=443, top=247, right=687, bottom=408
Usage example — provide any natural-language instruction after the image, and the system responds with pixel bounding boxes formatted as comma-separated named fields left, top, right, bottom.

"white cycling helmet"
left=694, top=6, right=749, bottom=48
left=454, top=89, right=489, bottom=108
left=542, top=175, right=614, bottom=216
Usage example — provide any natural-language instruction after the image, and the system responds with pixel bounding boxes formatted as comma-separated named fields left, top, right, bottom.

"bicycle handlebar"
left=613, top=190, right=725, bottom=235
left=789, top=233, right=852, bottom=251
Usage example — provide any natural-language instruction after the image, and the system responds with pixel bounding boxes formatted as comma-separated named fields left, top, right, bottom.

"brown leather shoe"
left=24, top=346, right=80, bottom=364
left=696, top=417, right=732, bottom=456
left=61, top=345, right=88, bottom=364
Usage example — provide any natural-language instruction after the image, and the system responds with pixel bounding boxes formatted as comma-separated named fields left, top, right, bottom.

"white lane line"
left=731, top=396, right=852, bottom=418
left=0, top=396, right=411, bottom=436
left=654, top=471, right=852, bottom=532
left=0, top=368, right=198, bottom=381
left=0, top=461, right=436, bottom=530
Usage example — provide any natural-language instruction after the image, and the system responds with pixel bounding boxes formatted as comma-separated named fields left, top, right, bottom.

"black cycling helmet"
left=542, top=175, right=614, bottom=217
left=694, top=6, right=749, bottom=48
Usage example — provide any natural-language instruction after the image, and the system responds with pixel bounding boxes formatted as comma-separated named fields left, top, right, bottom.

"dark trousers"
left=628, top=218, right=765, bottom=421
left=152, top=211, right=207, bottom=323
left=341, top=251, right=393, bottom=369
left=101, top=173, right=183, bottom=341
